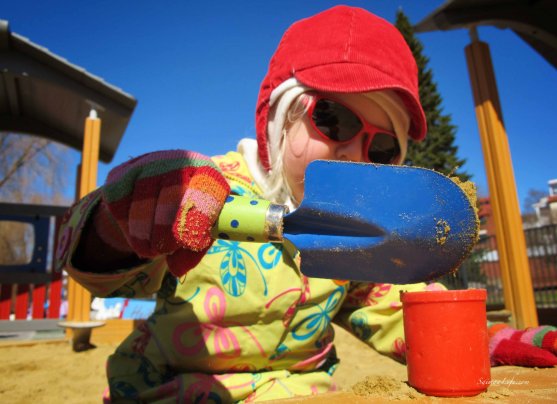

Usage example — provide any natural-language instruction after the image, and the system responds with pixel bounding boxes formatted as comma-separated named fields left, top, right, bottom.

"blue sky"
left=4, top=0, right=556, bottom=211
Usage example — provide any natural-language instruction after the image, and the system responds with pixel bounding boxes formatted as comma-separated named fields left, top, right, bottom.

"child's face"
left=282, top=93, right=394, bottom=204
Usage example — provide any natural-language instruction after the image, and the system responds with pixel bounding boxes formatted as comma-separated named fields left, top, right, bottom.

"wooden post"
left=67, top=110, right=101, bottom=323
left=464, top=28, right=538, bottom=329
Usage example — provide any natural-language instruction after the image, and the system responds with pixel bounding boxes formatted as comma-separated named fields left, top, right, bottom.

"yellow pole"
left=464, top=28, right=538, bottom=329
left=67, top=110, right=101, bottom=323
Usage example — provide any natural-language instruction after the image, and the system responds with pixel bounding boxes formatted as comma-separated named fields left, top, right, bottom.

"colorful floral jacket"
left=57, top=151, right=441, bottom=402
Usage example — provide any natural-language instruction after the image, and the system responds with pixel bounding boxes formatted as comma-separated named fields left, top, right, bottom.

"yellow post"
left=464, top=29, right=538, bottom=329
left=67, top=110, right=101, bottom=323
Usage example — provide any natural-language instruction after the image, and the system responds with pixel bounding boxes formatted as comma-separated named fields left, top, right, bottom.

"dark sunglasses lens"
left=312, top=99, right=362, bottom=141
left=368, top=133, right=401, bottom=164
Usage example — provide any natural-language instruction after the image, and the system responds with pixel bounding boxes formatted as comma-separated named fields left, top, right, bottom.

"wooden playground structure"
left=0, top=20, right=138, bottom=347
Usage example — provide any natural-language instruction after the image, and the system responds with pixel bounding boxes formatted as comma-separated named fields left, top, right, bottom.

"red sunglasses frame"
left=306, top=94, right=401, bottom=164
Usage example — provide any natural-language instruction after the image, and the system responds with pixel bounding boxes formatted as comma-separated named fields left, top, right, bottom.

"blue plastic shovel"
left=213, top=160, right=478, bottom=284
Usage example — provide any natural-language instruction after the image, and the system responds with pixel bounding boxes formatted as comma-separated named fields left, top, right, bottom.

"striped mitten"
left=101, top=150, right=230, bottom=276
left=489, top=323, right=557, bottom=367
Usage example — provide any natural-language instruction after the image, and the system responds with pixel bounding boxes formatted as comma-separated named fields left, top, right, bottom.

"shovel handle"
left=211, top=194, right=288, bottom=243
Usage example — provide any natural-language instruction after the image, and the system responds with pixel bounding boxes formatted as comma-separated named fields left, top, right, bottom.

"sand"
left=0, top=340, right=113, bottom=403
left=1, top=324, right=556, bottom=403
left=0, top=324, right=405, bottom=403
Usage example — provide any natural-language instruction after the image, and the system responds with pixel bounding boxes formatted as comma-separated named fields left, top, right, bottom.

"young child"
left=57, top=5, right=556, bottom=402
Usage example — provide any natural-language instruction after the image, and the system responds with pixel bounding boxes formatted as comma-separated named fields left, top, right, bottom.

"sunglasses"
left=307, top=95, right=401, bottom=164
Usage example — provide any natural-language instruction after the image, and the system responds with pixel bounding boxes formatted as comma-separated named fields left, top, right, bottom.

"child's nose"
left=335, top=133, right=368, bottom=163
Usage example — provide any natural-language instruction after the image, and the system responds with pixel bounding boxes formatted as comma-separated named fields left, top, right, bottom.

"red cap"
left=256, top=6, right=427, bottom=170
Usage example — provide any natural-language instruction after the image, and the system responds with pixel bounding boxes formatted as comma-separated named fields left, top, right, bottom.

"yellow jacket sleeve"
left=336, top=281, right=447, bottom=362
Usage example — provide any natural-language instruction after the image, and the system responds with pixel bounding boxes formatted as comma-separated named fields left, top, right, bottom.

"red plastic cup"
left=401, top=289, right=490, bottom=397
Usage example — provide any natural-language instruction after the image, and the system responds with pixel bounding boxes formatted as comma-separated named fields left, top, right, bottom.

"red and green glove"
left=96, top=150, right=230, bottom=277
left=489, top=323, right=557, bottom=367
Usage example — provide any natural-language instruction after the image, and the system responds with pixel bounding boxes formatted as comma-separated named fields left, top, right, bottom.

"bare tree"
left=0, top=133, right=73, bottom=204
left=0, top=221, right=33, bottom=265
left=0, top=133, right=74, bottom=265
left=523, top=188, right=548, bottom=215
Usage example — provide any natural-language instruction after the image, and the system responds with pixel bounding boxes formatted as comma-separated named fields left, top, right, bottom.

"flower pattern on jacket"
left=172, top=287, right=267, bottom=361
left=345, top=283, right=392, bottom=307
left=207, top=240, right=282, bottom=297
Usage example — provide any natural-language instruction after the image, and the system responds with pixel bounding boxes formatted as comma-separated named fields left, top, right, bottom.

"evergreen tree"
left=395, top=10, right=471, bottom=181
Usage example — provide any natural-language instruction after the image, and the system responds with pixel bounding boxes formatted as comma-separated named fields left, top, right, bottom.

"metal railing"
left=438, top=224, right=557, bottom=310
left=0, top=203, right=69, bottom=320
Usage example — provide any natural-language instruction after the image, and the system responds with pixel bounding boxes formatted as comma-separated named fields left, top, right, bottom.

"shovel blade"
left=284, top=160, right=478, bottom=284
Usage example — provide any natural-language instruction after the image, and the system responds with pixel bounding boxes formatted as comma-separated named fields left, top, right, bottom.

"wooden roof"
left=0, top=20, right=137, bottom=162
left=415, top=0, right=557, bottom=69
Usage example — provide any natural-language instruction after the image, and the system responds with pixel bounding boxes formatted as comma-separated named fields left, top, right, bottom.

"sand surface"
left=0, top=339, right=113, bottom=403
left=1, top=324, right=556, bottom=403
